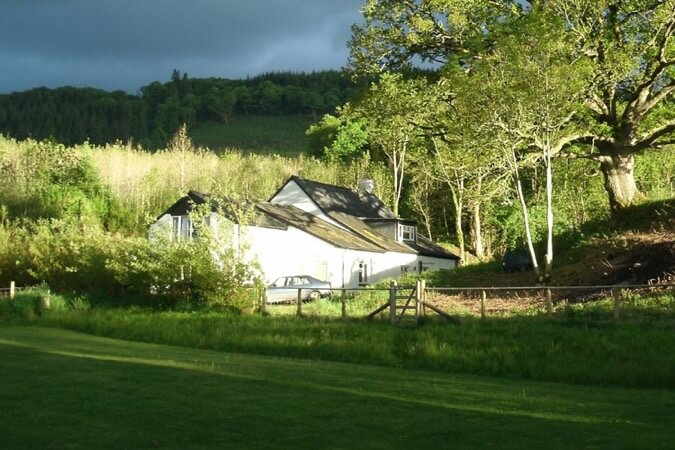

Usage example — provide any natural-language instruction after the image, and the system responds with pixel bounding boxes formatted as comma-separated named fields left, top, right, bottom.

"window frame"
left=397, top=223, right=416, bottom=242
left=171, top=215, right=193, bottom=241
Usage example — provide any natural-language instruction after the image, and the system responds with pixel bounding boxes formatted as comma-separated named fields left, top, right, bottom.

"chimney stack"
left=358, top=178, right=375, bottom=195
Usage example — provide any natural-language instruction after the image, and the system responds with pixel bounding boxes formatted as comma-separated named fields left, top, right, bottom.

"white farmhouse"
left=150, top=176, right=459, bottom=288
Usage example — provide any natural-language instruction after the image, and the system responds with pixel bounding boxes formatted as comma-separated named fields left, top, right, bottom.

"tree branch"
left=635, top=119, right=675, bottom=150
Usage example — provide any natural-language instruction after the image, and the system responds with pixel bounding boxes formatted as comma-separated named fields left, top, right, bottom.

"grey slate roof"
left=281, top=176, right=397, bottom=219
left=160, top=190, right=287, bottom=230
left=255, top=203, right=384, bottom=252
left=161, top=190, right=211, bottom=218
left=403, top=235, right=459, bottom=259
left=273, top=177, right=458, bottom=260
left=327, top=211, right=415, bottom=254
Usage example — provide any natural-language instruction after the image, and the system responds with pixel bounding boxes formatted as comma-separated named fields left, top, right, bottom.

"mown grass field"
left=1, top=326, right=673, bottom=450
left=189, top=115, right=314, bottom=155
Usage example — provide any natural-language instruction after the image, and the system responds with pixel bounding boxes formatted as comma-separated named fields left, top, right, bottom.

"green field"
left=189, top=115, right=314, bottom=155
left=0, top=326, right=673, bottom=450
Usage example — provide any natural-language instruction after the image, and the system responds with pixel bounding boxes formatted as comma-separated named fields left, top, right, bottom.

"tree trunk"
left=600, top=153, right=642, bottom=212
left=470, top=202, right=484, bottom=261
left=544, top=150, right=553, bottom=281
left=514, top=173, right=541, bottom=281
left=449, top=186, right=465, bottom=264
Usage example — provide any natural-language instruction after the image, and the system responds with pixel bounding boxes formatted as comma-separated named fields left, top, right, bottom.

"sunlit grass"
left=0, top=326, right=673, bottom=450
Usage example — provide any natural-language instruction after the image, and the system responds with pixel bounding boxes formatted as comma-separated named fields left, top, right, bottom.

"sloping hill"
left=189, top=115, right=314, bottom=155
left=436, top=199, right=675, bottom=289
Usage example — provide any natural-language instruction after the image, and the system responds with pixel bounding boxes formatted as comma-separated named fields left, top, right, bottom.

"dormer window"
left=398, top=224, right=416, bottom=242
left=172, top=216, right=193, bottom=241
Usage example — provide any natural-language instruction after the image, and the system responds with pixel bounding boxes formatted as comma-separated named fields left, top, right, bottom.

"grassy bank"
left=0, top=326, right=673, bottom=450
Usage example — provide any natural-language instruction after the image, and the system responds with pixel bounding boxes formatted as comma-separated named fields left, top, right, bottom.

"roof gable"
left=271, top=176, right=396, bottom=220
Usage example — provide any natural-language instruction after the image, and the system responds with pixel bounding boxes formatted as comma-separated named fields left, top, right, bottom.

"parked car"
left=266, top=275, right=332, bottom=303
left=502, top=249, right=534, bottom=272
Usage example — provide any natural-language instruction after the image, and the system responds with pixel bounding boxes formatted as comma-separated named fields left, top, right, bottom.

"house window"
left=398, top=224, right=416, bottom=242
left=172, top=216, right=193, bottom=241
left=358, top=262, right=368, bottom=285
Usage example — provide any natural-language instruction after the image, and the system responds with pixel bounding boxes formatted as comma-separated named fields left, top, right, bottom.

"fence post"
left=480, top=290, right=486, bottom=320
left=389, top=280, right=397, bottom=325
left=341, top=289, right=347, bottom=319
left=9, top=281, right=15, bottom=300
left=260, top=286, right=266, bottom=315
left=296, top=288, right=302, bottom=318
left=612, top=289, right=621, bottom=321
left=42, top=289, right=51, bottom=311
left=545, top=289, right=553, bottom=316
left=415, top=279, right=424, bottom=326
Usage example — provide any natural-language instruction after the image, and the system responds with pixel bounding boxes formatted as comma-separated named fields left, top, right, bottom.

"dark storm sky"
left=0, top=0, right=365, bottom=93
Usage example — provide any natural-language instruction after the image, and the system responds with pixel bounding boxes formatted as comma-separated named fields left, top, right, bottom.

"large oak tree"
left=348, top=0, right=675, bottom=212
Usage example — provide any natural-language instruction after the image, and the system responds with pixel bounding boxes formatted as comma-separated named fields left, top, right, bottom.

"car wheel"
left=308, top=290, right=321, bottom=301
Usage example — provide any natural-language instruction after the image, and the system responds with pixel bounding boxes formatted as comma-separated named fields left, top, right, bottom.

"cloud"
left=0, top=0, right=364, bottom=93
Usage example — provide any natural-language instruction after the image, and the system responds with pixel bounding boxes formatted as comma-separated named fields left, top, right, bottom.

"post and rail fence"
left=263, top=280, right=675, bottom=325
left=3, top=281, right=673, bottom=324
left=0, top=282, right=51, bottom=309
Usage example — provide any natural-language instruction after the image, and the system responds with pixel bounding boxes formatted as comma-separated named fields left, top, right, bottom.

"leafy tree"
left=306, top=114, right=369, bottom=162
left=547, top=0, right=675, bottom=211
left=470, top=11, right=593, bottom=279
left=349, top=73, right=430, bottom=216
left=348, top=0, right=675, bottom=212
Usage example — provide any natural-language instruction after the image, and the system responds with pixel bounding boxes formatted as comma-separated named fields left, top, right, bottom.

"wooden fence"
left=265, top=280, right=675, bottom=325
left=4, top=280, right=673, bottom=324
left=0, top=282, right=50, bottom=308
left=0, top=281, right=21, bottom=299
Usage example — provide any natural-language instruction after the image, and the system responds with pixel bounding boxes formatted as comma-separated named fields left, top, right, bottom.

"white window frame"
left=172, top=215, right=193, bottom=241
left=398, top=224, right=416, bottom=242
left=358, top=261, right=369, bottom=285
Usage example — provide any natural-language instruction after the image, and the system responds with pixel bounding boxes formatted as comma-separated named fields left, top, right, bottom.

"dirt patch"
left=555, top=231, right=675, bottom=287
left=425, top=290, right=546, bottom=316
left=428, top=225, right=675, bottom=313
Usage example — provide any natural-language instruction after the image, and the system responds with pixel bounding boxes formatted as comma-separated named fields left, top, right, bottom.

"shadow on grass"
left=1, top=326, right=673, bottom=450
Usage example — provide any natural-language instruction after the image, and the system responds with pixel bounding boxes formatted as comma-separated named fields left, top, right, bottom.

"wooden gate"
left=366, top=279, right=453, bottom=326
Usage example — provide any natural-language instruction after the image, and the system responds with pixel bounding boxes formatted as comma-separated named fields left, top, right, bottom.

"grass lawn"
left=0, top=326, right=673, bottom=450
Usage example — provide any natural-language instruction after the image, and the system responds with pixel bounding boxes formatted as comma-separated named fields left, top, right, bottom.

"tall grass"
left=0, top=286, right=68, bottom=320
left=88, top=141, right=393, bottom=232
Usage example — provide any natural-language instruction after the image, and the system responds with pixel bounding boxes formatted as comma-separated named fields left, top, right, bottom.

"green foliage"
left=0, top=137, right=130, bottom=229
left=0, top=71, right=365, bottom=149
left=0, top=215, right=254, bottom=310
left=306, top=113, right=370, bottom=161
left=108, top=232, right=254, bottom=310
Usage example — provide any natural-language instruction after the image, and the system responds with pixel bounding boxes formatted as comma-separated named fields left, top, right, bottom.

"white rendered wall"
left=151, top=212, right=457, bottom=289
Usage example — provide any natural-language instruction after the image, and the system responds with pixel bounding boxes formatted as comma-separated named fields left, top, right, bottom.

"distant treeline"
left=0, top=70, right=366, bottom=149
